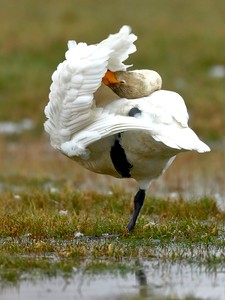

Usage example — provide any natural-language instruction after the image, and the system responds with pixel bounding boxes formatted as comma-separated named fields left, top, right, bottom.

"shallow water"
left=0, top=119, right=33, bottom=135
left=1, top=260, right=225, bottom=300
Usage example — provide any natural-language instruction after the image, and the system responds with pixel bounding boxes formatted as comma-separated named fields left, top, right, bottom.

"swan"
left=44, top=26, right=210, bottom=232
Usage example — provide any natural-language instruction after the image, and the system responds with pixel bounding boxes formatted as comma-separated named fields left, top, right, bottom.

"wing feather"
left=44, top=26, right=137, bottom=150
left=60, top=90, right=209, bottom=158
left=45, top=27, right=209, bottom=158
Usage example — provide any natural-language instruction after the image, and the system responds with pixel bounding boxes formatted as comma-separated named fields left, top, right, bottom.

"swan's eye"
left=120, top=80, right=126, bottom=84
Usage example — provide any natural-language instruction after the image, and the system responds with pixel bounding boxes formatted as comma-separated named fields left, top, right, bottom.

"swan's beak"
left=102, top=70, right=120, bottom=86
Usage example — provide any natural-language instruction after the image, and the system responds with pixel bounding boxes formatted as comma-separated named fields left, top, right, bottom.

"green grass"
left=0, top=0, right=225, bottom=139
left=0, top=163, right=225, bottom=283
left=0, top=187, right=224, bottom=283
left=0, top=188, right=222, bottom=239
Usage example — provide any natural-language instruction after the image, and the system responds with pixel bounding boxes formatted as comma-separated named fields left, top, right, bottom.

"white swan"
left=44, top=26, right=210, bottom=231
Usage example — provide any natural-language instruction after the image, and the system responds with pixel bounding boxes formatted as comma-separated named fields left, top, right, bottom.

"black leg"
left=126, top=189, right=146, bottom=232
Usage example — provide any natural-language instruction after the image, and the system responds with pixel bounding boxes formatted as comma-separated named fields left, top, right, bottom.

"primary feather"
left=44, top=25, right=136, bottom=151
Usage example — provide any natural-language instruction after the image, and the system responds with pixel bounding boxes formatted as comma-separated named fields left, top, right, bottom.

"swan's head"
left=102, top=69, right=162, bottom=99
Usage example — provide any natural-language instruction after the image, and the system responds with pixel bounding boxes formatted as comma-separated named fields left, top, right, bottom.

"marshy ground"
left=0, top=141, right=224, bottom=299
left=0, top=0, right=225, bottom=299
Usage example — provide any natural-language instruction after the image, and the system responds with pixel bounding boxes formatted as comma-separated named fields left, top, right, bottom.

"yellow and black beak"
left=102, top=70, right=120, bottom=86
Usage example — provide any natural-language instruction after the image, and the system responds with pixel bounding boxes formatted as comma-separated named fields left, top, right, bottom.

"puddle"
left=1, top=260, right=225, bottom=300
left=208, top=65, right=225, bottom=78
left=0, top=119, right=33, bottom=134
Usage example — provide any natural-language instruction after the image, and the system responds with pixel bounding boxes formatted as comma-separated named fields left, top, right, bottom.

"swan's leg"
left=126, top=189, right=146, bottom=231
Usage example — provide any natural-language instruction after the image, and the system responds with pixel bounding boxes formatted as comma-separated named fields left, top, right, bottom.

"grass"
left=0, top=188, right=222, bottom=239
left=0, top=0, right=225, bottom=287
left=0, top=185, right=224, bottom=283
left=0, top=0, right=225, bottom=139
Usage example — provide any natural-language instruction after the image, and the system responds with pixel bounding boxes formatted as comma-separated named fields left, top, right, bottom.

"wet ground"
left=1, top=260, right=225, bottom=300
left=0, top=138, right=224, bottom=300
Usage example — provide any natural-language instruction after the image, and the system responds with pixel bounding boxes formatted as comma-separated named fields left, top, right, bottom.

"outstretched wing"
left=44, top=26, right=209, bottom=159
left=44, top=26, right=137, bottom=151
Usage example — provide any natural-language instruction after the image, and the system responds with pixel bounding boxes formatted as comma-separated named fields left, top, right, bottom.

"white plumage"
left=44, top=25, right=210, bottom=231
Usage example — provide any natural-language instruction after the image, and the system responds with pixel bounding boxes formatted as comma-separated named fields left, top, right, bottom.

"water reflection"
left=135, top=268, right=148, bottom=298
left=1, top=260, right=225, bottom=300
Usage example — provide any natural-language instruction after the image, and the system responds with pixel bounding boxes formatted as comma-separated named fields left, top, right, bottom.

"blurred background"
left=0, top=0, right=224, bottom=203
